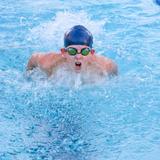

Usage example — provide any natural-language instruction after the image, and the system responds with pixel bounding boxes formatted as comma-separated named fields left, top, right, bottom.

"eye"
left=81, top=48, right=90, bottom=56
left=67, top=48, right=77, bottom=56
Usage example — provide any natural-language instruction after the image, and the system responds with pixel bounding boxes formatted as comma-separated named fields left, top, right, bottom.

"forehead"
left=66, top=45, right=89, bottom=49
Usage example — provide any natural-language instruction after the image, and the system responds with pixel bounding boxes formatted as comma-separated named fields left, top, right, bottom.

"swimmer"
left=27, top=25, right=118, bottom=78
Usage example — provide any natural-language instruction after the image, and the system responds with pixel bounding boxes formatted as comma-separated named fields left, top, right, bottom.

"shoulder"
left=94, top=54, right=118, bottom=75
left=32, top=52, right=57, bottom=59
left=32, top=52, right=61, bottom=63
left=35, top=52, right=66, bottom=70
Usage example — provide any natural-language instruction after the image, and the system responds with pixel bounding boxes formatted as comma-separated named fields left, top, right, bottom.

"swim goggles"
left=66, top=47, right=91, bottom=56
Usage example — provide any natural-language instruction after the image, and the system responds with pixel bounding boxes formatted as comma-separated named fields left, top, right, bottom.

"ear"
left=91, top=49, right=95, bottom=55
left=60, top=48, right=66, bottom=54
left=61, top=48, right=67, bottom=56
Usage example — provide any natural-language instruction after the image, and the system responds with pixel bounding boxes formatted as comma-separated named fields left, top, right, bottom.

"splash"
left=27, top=11, right=106, bottom=50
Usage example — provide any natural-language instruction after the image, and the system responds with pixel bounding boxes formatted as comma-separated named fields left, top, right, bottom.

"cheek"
left=83, top=56, right=89, bottom=61
left=83, top=56, right=92, bottom=64
left=66, top=55, right=74, bottom=62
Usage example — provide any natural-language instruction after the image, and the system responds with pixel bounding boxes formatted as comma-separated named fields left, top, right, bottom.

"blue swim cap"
left=156, top=0, right=160, bottom=5
left=64, top=25, right=93, bottom=48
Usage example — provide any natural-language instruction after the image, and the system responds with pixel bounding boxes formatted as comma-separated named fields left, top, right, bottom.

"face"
left=61, top=45, right=95, bottom=72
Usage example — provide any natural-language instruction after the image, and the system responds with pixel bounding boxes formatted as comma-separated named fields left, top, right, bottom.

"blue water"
left=1, top=0, right=160, bottom=159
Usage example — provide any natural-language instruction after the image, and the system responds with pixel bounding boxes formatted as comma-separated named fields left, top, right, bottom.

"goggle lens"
left=67, top=48, right=77, bottom=56
left=81, top=48, right=90, bottom=56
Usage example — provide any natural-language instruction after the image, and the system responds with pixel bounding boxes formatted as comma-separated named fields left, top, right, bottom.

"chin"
left=75, top=69, right=81, bottom=73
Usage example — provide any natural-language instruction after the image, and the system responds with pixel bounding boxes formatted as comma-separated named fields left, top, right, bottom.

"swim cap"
left=156, top=0, right=160, bottom=5
left=64, top=25, right=93, bottom=48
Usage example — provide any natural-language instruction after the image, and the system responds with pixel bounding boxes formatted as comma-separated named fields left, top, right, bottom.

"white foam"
left=27, top=11, right=106, bottom=50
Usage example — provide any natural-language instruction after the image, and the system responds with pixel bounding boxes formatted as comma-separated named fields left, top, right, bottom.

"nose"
left=75, top=53, right=83, bottom=60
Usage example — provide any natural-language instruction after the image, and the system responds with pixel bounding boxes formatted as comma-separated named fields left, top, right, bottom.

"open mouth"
left=75, top=62, right=82, bottom=67
left=75, top=62, right=82, bottom=70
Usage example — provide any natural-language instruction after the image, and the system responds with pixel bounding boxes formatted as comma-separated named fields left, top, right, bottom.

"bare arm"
left=106, top=59, right=118, bottom=76
left=26, top=52, right=63, bottom=76
left=95, top=55, right=118, bottom=76
left=26, top=53, right=40, bottom=71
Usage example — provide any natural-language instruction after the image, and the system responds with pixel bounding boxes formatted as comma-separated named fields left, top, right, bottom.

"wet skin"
left=27, top=45, right=118, bottom=77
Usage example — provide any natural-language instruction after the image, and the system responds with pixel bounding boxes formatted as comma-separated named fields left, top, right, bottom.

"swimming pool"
left=1, top=0, right=160, bottom=159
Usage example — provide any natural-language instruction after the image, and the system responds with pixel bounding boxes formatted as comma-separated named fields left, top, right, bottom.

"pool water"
left=1, top=0, right=160, bottom=160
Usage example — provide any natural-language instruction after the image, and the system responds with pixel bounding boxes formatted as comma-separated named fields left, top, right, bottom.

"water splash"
left=27, top=11, right=106, bottom=50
